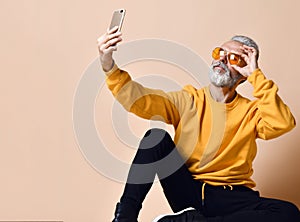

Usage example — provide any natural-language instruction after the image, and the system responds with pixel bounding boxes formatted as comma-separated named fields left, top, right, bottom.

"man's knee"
left=140, top=128, right=174, bottom=151
left=143, top=128, right=172, bottom=140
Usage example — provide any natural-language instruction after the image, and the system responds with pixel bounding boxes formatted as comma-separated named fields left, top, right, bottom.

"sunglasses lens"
left=212, top=47, right=224, bottom=60
left=228, top=53, right=240, bottom=65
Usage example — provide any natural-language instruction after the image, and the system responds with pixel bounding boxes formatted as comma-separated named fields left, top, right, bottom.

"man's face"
left=209, top=40, right=247, bottom=88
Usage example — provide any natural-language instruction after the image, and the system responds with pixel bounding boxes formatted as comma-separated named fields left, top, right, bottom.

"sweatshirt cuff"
left=104, top=63, right=119, bottom=76
left=247, top=68, right=263, bottom=84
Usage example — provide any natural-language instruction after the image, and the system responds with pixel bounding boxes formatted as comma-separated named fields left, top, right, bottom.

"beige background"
left=1, top=0, right=300, bottom=221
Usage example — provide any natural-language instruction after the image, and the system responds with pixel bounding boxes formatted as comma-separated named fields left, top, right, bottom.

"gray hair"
left=231, top=35, right=259, bottom=59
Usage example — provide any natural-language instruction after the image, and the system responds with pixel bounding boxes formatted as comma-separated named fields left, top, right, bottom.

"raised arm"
left=248, top=70, right=295, bottom=140
left=97, top=27, right=188, bottom=127
left=233, top=45, right=296, bottom=139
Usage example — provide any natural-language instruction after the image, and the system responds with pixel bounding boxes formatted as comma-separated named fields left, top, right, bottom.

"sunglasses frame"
left=212, top=47, right=246, bottom=67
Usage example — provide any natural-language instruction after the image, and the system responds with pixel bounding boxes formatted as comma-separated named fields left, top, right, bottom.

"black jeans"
left=119, top=128, right=300, bottom=222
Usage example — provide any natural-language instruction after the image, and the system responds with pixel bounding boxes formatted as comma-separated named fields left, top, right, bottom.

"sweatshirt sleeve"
left=105, top=64, right=187, bottom=127
left=248, top=69, right=296, bottom=140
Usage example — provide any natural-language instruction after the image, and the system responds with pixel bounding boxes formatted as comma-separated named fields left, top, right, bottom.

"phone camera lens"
left=120, top=9, right=123, bottom=13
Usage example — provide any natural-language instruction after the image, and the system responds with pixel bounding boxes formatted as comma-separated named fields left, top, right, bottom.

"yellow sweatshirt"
left=105, top=64, right=296, bottom=188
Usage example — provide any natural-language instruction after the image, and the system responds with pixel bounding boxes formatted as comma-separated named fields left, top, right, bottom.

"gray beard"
left=209, top=61, right=240, bottom=88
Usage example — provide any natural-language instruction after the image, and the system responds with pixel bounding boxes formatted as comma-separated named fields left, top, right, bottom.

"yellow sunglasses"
left=212, top=47, right=247, bottom=67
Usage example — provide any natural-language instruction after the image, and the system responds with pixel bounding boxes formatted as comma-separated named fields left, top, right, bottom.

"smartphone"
left=109, top=9, right=126, bottom=32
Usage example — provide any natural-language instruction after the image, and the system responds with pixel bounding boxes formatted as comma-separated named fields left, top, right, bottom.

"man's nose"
left=218, top=54, right=227, bottom=64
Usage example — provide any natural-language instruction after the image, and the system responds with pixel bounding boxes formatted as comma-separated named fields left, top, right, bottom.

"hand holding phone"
left=97, top=9, right=126, bottom=71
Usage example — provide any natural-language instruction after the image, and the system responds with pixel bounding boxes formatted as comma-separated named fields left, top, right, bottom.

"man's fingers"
left=106, top=31, right=122, bottom=43
left=237, top=45, right=259, bottom=75
left=99, top=36, right=122, bottom=52
left=104, top=36, right=122, bottom=49
left=97, top=31, right=121, bottom=44
left=241, top=45, right=255, bottom=50
left=97, top=32, right=122, bottom=53
left=240, top=45, right=258, bottom=63
left=241, top=45, right=257, bottom=56
left=103, top=46, right=118, bottom=54
left=240, top=53, right=250, bottom=64
left=107, top=26, right=119, bottom=34
left=251, top=48, right=258, bottom=57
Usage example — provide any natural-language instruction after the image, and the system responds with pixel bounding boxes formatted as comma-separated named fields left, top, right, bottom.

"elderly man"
left=97, top=26, right=300, bottom=222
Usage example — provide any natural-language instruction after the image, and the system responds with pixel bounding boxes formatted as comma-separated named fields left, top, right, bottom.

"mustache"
left=211, top=61, right=228, bottom=70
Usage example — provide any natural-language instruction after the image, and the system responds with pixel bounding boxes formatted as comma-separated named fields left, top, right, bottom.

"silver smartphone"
left=109, top=9, right=126, bottom=32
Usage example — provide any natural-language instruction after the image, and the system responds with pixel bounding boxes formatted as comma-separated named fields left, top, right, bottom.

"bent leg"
left=113, top=128, right=202, bottom=221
